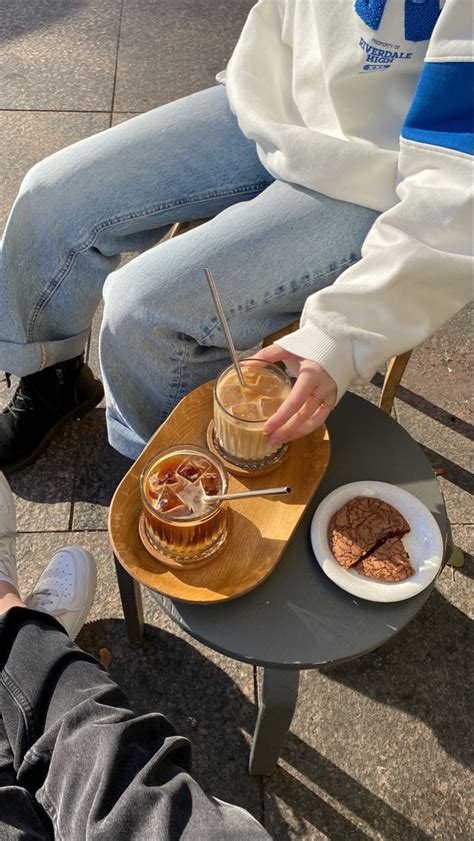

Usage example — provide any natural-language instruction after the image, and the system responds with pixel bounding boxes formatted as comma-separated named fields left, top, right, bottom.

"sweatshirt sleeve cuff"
left=275, top=324, right=356, bottom=403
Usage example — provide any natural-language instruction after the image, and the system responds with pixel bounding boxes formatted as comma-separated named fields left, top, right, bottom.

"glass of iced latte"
left=213, top=359, right=292, bottom=470
left=140, top=445, right=229, bottom=562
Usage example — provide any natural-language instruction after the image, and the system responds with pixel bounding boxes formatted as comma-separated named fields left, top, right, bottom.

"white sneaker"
left=0, top=472, right=17, bottom=589
left=25, top=547, right=97, bottom=639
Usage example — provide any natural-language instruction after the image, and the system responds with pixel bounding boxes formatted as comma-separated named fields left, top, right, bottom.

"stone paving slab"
left=451, top=524, right=473, bottom=567
left=111, top=111, right=138, bottom=125
left=8, top=421, right=76, bottom=532
left=391, top=305, right=473, bottom=527
left=71, top=407, right=131, bottom=530
left=0, top=0, right=121, bottom=110
left=395, top=399, right=473, bottom=525
left=114, top=0, right=253, bottom=111
left=397, top=306, right=473, bottom=424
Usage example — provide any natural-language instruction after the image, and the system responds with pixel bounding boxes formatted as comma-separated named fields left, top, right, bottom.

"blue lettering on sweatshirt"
left=404, top=0, right=440, bottom=42
left=359, top=36, right=413, bottom=71
left=355, top=0, right=387, bottom=32
left=354, top=0, right=440, bottom=43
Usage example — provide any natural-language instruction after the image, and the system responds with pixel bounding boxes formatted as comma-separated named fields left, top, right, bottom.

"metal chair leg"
left=114, top=556, right=144, bottom=644
left=249, top=667, right=300, bottom=775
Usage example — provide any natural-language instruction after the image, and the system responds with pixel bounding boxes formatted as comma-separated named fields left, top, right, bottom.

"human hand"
left=251, top=344, right=337, bottom=445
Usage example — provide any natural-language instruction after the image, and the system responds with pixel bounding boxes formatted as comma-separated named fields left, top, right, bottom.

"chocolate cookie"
left=354, top=536, right=415, bottom=581
left=328, top=496, right=410, bottom=569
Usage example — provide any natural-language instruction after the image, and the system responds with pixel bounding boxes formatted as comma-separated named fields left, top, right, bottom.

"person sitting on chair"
left=0, top=0, right=471, bottom=472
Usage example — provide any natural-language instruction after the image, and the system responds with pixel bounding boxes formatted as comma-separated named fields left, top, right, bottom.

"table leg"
left=114, top=556, right=144, bottom=644
left=249, top=667, right=299, bottom=775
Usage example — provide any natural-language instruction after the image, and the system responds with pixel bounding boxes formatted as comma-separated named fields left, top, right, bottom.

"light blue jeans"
left=0, top=86, right=378, bottom=458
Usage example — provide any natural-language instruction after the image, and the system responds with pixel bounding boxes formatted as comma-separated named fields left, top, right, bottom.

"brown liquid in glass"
left=143, top=452, right=228, bottom=559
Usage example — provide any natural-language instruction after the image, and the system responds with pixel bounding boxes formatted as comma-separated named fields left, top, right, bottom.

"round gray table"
left=114, top=393, right=449, bottom=774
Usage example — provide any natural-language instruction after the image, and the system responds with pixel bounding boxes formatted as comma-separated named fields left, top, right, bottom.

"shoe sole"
left=0, top=472, right=16, bottom=529
left=2, top=380, right=104, bottom=476
left=0, top=472, right=17, bottom=588
left=67, top=546, right=98, bottom=639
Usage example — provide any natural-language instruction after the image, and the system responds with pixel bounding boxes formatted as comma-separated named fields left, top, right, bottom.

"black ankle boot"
left=0, top=356, right=104, bottom=474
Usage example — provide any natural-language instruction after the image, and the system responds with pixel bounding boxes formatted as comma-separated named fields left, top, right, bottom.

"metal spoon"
left=203, top=486, right=291, bottom=503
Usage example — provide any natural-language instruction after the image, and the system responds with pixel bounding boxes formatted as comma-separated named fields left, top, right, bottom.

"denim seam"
left=37, top=785, right=63, bottom=841
left=198, top=255, right=359, bottom=345
left=1, top=668, right=37, bottom=745
left=163, top=342, right=190, bottom=418
left=26, top=181, right=271, bottom=342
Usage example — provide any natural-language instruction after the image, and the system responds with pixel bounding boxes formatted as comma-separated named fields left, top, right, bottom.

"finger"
left=251, top=344, right=294, bottom=364
left=267, top=394, right=322, bottom=442
left=271, top=404, right=332, bottom=445
left=267, top=381, right=336, bottom=442
left=263, top=368, right=319, bottom=434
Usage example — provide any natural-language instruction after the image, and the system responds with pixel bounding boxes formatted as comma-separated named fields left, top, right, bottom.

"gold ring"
left=308, top=393, right=333, bottom=412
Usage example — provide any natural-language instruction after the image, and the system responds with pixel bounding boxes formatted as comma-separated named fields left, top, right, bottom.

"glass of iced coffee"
left=140, top=445, right=229, bottom=562
left=213, top=359, right=292, bottom=470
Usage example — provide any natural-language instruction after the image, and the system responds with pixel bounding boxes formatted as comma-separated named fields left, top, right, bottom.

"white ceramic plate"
left=310, top=481, right=444, bottom=603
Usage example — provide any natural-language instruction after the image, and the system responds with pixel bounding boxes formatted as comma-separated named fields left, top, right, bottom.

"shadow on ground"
left=370, top=373, right=474, bottom=495
left=0, top=0, right=86, bottom=45
left=319, top=585, right=473, bottom=769
left=272, top=584, right=473, bottom=839
left=78, top=619, right=262, bottom=815
left=8, top=409, right=131, bottom=509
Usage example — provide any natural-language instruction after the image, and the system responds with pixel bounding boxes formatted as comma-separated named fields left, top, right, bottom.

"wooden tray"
left=109, top=381, right=331, bottom=604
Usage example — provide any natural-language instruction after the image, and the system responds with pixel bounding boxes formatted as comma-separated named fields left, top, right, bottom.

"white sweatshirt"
left=225, top=0, right=473, bottom=398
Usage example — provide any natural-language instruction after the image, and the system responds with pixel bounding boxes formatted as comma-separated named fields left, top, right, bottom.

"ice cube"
left=154, top=487, right=185, bottom=513
left=260, top=397, right=282, bottom=420
left=176, top=482, right=209, bottom=516
left=243, top=368, right=259, bottom=385
left=254, top=374, right=282, bottom=398
left=219, top=384, right=246, bottom=409
left=151, top=466, right=178, bottom=486
left=231, top=401, right=261, bottom=421
left=147, top=474, right=164, bottom=500
left=200, top=471, right=220, bottom=496
left=177, top=457, right=209, bottom=483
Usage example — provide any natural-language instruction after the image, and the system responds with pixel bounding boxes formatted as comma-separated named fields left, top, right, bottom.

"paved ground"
left=0, top=2, right=472, bottom=839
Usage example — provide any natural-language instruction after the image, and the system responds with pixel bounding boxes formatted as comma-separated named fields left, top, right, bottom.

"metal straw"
left=203, top=486, right=291, bottom=502
left=204, top=267, right=246, bottom=387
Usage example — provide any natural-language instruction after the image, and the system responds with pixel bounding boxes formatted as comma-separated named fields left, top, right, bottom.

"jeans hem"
left=0, top=328, right=90, bottom=377
left=106, top=411, right=144, bottom=461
